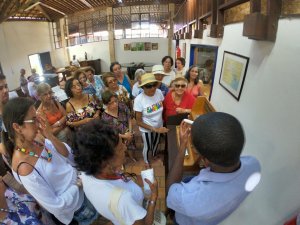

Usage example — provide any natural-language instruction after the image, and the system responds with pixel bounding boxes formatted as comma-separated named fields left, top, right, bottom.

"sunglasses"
left=108, top=78, right=117, bottom=84
left=0, top=84, right=8, bottom=91
left=144, top=82, right=157, bottom=89
left=175, top=84, right=187, bottom=88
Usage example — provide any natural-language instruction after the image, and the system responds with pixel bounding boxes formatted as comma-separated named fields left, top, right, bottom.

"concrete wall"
left=0, top=21, right=53, bottom=89
left=180, top=18, right=300, bottom=225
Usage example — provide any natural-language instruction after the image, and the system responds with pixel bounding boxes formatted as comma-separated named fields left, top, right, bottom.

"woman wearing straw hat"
left=133, top=73, right=169, bottom=166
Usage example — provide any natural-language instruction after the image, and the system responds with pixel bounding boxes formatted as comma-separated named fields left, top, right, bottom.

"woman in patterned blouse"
left=101, top=90, right=137, bottom=162
left=65, top=78, right=101, bottom=129
left=102, top=72, right=133, bottom=116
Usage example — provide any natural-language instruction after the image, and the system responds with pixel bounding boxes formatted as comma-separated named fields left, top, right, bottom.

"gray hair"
left=36, top=83, right=51, bottom=96
left=134, top=69, right=146, bottom=82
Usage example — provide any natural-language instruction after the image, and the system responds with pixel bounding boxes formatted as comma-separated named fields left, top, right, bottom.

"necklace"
left=16, top=141, right=52, bottom=162
left=97, top=172, right=137, bottom=183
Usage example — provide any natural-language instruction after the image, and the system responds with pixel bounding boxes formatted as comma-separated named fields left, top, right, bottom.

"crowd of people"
left=0, top=55, right=261, bottom=225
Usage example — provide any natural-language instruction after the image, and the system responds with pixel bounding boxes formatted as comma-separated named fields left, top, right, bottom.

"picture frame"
left=219, top=51, right=249, bottom=101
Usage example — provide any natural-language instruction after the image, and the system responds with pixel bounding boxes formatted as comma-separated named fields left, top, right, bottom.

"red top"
left=43, top=103, right=63, bottom=125
left=163, top=91, right=195, bottom=122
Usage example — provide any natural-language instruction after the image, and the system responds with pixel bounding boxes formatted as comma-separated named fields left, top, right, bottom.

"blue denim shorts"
left=73, top=195, right=98, bottom=225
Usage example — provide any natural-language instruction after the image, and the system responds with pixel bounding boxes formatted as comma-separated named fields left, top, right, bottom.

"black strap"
left=67, top=100, right=76, bottom=112
left=16, top=161, right=47, bottom=184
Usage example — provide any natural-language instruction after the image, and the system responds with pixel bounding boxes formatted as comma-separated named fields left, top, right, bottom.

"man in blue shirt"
left=167, top=112, right=261, bottom=225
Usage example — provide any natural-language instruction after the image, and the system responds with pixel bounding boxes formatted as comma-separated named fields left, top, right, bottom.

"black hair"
left=191, top=112, right=245, bottom=167
left=161, top=56, right=174, bottom=66
left=185, top=65, right=200, bottom=85
left=176, top=57, right=186, bottom=66
left=110, top=62, right=121, bottom=73
left=74, top=120, right=119, bottom=175
left=84, top=67, right=95, bottom=74
left=0, top=74, right=6, bottom=81
left=102, top=72, right=115, bottom=87
left=2, top=97, right=35, bottom=163
left=64, top=78, right=76, bottom=98
left=102, top=90, right=118, bottom=105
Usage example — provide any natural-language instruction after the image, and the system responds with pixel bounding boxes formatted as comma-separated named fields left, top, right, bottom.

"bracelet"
left=148, top=200, right=156, bottom=205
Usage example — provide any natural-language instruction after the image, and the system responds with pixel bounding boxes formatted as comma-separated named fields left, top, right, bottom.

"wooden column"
left=60, top=17, right=70, bottom=66
left=107, top=7, right=115, bottom=63
left=243, top=0, right=281, bottom=41
left=168, top=3, right=175, bottom=56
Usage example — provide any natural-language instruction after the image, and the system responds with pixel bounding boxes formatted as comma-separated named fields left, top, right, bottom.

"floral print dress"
left=101, top=102, right=135, bottom=151
left=66, top=96, right=100, bottom=124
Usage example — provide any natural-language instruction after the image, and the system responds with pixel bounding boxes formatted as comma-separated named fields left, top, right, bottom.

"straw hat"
left=152, top=65, right=167, bottom=75
left=139, top=73, right=161, bottom=87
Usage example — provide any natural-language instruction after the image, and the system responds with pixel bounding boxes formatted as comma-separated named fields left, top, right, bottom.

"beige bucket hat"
left=139, top=73, right=161, bottom=87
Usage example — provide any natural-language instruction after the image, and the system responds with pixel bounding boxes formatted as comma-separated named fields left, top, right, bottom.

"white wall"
left=211, top=19, right=300, bottom=225
left=115, top=38, right=169, bottom=66
left=178, top=18, right=300, bottom=225
left=66, top=41, right=110, bottom=72
left=0, top=21, right=53, bottom=89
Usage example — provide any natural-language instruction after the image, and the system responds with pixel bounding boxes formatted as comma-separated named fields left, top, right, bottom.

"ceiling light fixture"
left=117, top=0, right=123, bottom=3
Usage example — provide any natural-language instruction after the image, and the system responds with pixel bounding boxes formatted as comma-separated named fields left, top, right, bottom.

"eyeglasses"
left=23, top=117, right=38, bottom=124
left=0, top=84, right=8, bottom=91
left=144, top=82, right=157, bottom=89
left=108, top=78, right=117, bottom=85
left=175, top=84, right=187, bottom=89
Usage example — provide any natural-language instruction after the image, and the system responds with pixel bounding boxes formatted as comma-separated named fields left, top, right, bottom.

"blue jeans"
left=73, top=195, right=98, bottom=225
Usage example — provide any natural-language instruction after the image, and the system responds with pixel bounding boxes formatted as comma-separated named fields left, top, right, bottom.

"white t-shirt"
left=133, top=89, right=164, bottom=132
left=162, top=70, right=176, bottom=86
left=132, top=82, right=143, bottom=97
left=12, top=140, right=84, bottom=224
left=175, top=68, right=186, bottom=78
left=81, top=174, right=146, bottom=225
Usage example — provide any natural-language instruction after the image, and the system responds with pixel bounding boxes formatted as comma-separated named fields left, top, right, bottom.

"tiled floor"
left=125, top=119, right=167, bottom=213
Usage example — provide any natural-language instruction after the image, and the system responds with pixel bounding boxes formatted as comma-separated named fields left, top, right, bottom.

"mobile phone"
left=183, top=119, right=193, bottom=125
left=185, top=149, right=189, bottom=157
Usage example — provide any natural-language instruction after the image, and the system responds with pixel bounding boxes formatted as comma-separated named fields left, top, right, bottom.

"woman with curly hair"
left=74, top=121, right=158, bottom=225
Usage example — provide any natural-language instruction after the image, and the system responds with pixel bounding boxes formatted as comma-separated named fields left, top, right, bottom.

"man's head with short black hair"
left=191, top=112, right=244, bottom=167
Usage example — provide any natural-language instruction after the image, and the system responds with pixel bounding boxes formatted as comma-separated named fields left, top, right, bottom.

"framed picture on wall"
left=219, top=51, right=249, bottom=101
left=124, top=44, right=131, bottom=51
left=152, top=43, right=158, bottom=50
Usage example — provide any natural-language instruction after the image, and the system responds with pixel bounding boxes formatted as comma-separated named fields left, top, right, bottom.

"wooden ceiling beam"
left=0, top=0, right=39, bottom=23
left=43, top=1, right=75, bottom=14
left=36, top=4, right=51, bottom=21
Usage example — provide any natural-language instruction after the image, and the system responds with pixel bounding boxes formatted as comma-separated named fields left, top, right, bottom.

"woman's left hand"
left=37, top=115, right=54, bottom=139
left=93, top=110, right=100, bottom=119
left=179, top=120, right=191, bottom=151
left=123, top=132, right=133, bottom=141
left=176, top=107, right=187, bottom=114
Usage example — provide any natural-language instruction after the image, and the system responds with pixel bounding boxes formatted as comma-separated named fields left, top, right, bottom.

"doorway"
left=28, top=52, right=52, bottom=75
left=189, top=45, right=218, bottom=100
